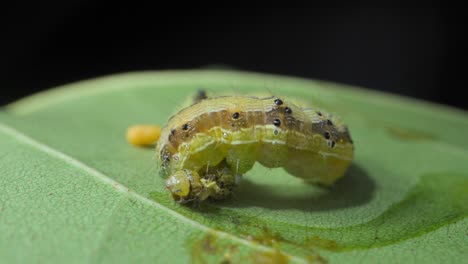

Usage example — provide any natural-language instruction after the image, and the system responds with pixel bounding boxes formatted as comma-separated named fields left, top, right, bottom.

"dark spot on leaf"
left=386, top=127, right=436, bottom=141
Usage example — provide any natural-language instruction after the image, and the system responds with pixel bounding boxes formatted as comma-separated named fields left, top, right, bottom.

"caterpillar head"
left=165, top=170, right=202, bottom=203
left=165, top=167, right=237, bottom=203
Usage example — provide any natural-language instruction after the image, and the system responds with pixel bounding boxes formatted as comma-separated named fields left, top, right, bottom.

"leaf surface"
left=1, top=70, right=467, bottom=263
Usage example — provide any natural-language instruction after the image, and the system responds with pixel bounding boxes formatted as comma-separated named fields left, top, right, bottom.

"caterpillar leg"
left=206, top=167, right=239, bottom=200
left=165, top=166, right=238, bottom=203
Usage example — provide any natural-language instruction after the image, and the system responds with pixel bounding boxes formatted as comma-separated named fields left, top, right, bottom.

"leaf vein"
left=0, top=122, right=306, bottom=264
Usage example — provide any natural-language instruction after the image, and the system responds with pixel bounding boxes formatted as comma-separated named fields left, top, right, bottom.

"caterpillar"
left=156, top=92, right=354, bottom=203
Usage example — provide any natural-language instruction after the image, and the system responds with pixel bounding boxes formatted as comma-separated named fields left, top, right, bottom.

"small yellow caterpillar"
left=156, top=93, right=354, bottom=203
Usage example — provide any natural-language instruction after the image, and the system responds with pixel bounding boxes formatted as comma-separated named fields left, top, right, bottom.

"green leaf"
left=1, top=70, right=467, bottom=264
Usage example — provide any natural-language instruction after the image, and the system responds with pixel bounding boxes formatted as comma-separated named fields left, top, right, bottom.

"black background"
left=2, top=4, right=465, bottom=110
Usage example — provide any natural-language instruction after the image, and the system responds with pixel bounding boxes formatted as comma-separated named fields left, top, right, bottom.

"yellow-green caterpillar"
left=157, top=93, right=354, bottom=203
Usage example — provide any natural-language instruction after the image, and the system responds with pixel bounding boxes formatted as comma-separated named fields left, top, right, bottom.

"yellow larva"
left=156, top=93, right=354, bottom=203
